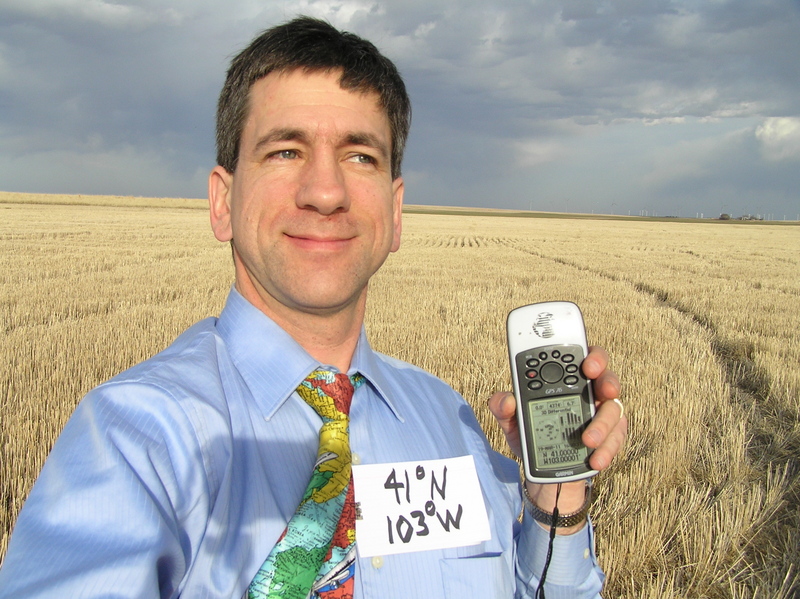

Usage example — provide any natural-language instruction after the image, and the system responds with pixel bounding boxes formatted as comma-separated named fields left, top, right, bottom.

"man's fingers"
left=588, top=415, right=627, bottom=471
left=584, top=346, right=621, bottom=401
left=593, top=369, right=621, bottom=401
left=487, top=392, right=517, bottom=439
left=487, top=392, right=522, bottom=459
left=583, top=395, right=623, bottom=447
left=584, top=398, right=628, bottom=470
left=582, top=346, right=609, bottom=379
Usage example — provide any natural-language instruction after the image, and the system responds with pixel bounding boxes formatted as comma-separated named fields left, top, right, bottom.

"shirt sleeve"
left=514, top=511, right=605, bottom=599
left=0, top=381, right=212, bottom=599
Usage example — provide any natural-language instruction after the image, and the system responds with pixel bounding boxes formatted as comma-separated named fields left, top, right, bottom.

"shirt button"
left=583, top=548, right=590, bottom=559
left=352, top=453, right=361, bottom=465
left=371, top=556, right=384, bottom=569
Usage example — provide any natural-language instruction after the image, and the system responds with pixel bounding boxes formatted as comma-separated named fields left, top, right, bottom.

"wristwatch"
left=523, top=480, right=593, bottom=528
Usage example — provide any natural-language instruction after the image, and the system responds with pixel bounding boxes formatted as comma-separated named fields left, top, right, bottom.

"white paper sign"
left=352, top=455, right=491, bottom=557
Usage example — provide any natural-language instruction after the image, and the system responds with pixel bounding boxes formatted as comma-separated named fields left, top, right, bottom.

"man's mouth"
left=285, top=233, right=355, bottom=250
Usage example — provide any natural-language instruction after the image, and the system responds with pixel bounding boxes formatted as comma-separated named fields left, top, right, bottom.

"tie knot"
left=296, top=369, right=364, bottom=419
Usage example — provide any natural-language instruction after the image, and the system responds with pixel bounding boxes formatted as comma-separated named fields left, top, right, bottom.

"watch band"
left=523, top=480, right=593, bottom=528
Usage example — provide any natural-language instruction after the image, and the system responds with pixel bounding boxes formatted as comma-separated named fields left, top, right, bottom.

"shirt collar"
left=349, top=328, right=405, bottom=423
left=215, top=287, right=404, bottom=422
left=216, top=288, right=318, bottom=421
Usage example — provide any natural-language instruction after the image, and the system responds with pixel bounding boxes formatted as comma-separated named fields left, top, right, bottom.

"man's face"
left=209, top=69, right=404, bottom=320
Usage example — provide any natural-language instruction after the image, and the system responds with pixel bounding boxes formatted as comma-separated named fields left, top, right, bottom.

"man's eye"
left=270, top=149, right=297, bottom=160
left=349, top=154, right=375, bottom=164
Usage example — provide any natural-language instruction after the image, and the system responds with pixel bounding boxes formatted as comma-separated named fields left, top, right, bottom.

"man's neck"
left=234, top=281, right=365, bottom=373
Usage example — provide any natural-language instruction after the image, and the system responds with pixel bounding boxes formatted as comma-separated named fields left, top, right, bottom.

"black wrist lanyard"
left=535, top=483, right=562, bottom=599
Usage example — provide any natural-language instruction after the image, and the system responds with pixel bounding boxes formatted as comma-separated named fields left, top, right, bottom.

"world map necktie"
left=248, top=369, right=365, bottom=599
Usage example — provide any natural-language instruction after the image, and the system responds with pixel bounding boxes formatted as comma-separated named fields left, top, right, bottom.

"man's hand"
left=488, top=346, right=627, bottom=533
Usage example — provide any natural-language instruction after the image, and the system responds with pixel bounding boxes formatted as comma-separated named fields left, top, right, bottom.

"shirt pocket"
left=439, top=553, right=514, bottom=598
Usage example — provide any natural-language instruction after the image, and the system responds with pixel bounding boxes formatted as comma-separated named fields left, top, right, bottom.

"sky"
left=1, top=0, right=799, bottom=219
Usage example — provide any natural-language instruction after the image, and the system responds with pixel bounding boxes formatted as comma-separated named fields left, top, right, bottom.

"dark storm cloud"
left=0, top=0, right=797, bottom=217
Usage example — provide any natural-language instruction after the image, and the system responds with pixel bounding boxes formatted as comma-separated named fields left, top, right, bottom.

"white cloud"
left=513, top=139, right=568, bottom=168
left=643, top=117, right=686, bottom=126
left=653, top=10, right=703, bottom=48
left=640, top=121, right=756, bottom=190
left=288, top=0, right=381, bottom=27
left=755, top=117, right=800, bottom=161
left=414, top=21, right=436, bottom=38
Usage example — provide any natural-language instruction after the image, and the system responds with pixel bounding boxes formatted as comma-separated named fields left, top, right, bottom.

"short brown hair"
left=215, top=16, right=411, bottom=179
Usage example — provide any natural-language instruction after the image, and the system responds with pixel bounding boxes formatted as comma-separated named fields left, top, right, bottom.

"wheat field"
left=1, top=193, right=799, bottom=597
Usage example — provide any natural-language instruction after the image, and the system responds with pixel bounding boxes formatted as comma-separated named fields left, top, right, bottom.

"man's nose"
left=295, top=153, right=349, bottom=215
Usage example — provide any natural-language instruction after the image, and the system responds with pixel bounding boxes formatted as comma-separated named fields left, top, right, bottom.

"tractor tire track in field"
left=503, top=239, right=789, bottom=460
left=504, top=239, right=800, bottom=594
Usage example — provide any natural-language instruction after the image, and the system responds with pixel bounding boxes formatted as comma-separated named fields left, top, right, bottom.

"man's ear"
left=390, top=176, right=404, bottom=253
left=209, top=166, right=234, bottom=242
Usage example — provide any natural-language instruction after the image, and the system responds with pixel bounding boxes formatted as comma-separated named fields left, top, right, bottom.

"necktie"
left=248, top=369, right=365, bottom=599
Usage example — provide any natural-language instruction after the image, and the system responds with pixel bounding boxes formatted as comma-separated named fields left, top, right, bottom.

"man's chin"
left=254, top=285, right=368, bottom=319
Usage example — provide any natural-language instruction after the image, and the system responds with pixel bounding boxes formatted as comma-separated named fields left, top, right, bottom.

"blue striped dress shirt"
left=0, top=288, right=604, bottom=598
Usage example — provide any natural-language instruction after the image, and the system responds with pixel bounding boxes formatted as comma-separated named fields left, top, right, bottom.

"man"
left=0, top=17, right=626, bottom=598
